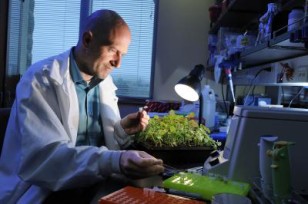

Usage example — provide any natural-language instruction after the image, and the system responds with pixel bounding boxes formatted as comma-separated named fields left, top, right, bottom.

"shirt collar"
left=70, top=48, right=84, bottom=84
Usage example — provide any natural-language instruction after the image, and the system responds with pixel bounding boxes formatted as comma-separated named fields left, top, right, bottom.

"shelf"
left=210, top=0, right=273, bottom=34
left=240, top=31, right=308, bottom=68
left=207, top=0, right=308, bottom=87
left=210, top=0, right=305, bottom=34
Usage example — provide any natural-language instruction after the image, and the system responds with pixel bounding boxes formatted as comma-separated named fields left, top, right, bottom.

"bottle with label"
left=202, top=85, right=216, bottom=130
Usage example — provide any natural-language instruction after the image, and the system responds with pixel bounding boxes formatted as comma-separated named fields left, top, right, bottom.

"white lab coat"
left=0, top=49, right=133, bottom=204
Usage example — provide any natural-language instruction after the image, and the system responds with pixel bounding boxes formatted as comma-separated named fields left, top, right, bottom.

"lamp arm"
left=199, top=93, right=204, bottom=126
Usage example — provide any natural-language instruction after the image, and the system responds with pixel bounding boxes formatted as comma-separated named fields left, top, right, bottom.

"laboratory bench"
left=90, top=131, right=247, bottom=204
left=90, top=167, right=252, bottom=204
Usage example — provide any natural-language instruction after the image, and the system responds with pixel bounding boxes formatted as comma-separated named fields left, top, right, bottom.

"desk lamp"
left=174, top=64, right=205, bottom=125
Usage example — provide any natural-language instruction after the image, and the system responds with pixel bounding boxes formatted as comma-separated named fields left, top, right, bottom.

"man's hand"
left=120, top=110, right=149, bottom=135
left=120, top=151, right=164, bottom=179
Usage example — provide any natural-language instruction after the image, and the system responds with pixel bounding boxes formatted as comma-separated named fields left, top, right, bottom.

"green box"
left=163, top=172, right=250, bottom=201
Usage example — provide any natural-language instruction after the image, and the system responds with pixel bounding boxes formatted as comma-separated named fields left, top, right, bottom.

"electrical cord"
left=220, top=74, right=229, bottom=116
left=281, top=86, right=285, bottom=105
left=220, top=67, right=271, bottom=116
left=288, top=86, right=305, bottom=108
left=243, top=67, right=270, bottom=106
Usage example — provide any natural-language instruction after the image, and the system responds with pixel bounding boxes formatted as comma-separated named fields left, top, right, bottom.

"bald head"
left=74, top=9, right=131, bottom=80
left=79, top=9, right=129, bottom=45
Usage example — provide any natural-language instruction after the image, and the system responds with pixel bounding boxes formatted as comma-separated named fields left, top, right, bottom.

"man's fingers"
left=120, top=151, right=164, bottom=179
left=123, top=163, right=164, bottom=179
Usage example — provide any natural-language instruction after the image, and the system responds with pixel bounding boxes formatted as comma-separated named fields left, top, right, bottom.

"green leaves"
left=135, top=110, right=221, bottom=149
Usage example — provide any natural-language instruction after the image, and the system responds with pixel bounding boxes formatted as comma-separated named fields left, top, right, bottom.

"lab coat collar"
left=48, top=49, right=71, bottom=85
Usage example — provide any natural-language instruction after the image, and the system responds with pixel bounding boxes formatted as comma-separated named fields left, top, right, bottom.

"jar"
left=288, top=8, right=304, bottom=31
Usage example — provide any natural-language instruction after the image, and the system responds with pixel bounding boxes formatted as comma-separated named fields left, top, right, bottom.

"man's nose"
left=113, top=53, right=122, bottom=68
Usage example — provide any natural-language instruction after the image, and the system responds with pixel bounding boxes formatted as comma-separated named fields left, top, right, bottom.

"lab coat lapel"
left=99, top=76, right=120, bottom=150
left=49, top=50, right=79, bottom=145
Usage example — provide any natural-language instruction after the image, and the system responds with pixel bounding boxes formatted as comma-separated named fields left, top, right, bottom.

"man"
left=0, top=9, right=164, bottom=203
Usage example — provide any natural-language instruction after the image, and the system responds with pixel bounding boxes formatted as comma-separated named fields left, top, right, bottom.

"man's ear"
left=82, top=31, right=93, bottom=48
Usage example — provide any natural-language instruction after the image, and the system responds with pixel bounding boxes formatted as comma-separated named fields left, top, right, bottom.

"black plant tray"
left=133, top=143, right=214, bottom=167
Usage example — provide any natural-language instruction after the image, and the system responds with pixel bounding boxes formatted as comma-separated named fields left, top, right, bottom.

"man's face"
left=86, top=25, right=131, bottom=79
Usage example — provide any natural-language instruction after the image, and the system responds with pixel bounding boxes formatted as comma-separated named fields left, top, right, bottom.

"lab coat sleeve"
left=16, top=70, right=123, bottom=191
left=114, top=120, right=134, bottom=149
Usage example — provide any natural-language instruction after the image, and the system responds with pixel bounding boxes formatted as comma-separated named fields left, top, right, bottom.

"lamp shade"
left=174, top=64, right=205, bottom=101
left=174, top=75, right=201, bottom=101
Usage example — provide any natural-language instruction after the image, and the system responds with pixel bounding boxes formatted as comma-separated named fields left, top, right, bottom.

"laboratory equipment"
left=268, top=141, right=294, bottom=203
left=203, top=105, right=308, bottom=195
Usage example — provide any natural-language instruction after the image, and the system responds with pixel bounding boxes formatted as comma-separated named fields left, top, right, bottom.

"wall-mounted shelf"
left=210, top=0, right=271, bottom=34
left=209, top=0, right=307, bottom=68
left=207, top=0, right=308, bottom=107
left=241, top=31, right=308, bottom=68
left=210, top=0, right=305, bottom=34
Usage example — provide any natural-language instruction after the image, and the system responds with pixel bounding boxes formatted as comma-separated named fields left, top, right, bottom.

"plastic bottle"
left=288, top=8, right=304, bottom=31
left=202, top=85, right=216, bottom=130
